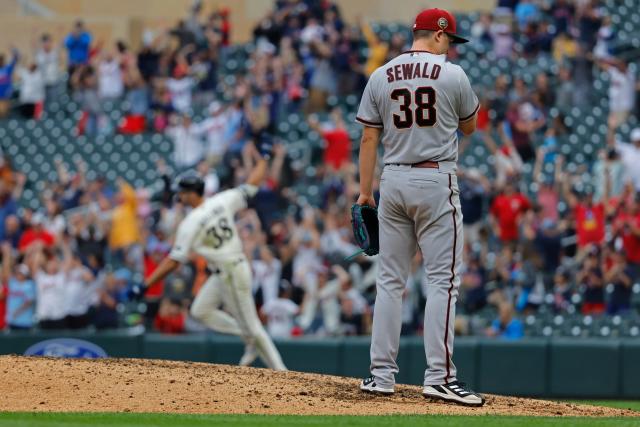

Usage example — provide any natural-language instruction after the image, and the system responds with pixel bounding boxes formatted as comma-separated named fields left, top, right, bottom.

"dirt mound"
left=0, top=355, right=636, bottom=417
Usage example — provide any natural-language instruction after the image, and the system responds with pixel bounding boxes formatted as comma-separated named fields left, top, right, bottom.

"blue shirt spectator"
left=515, top=0, right=539, bottom=30
left=0, top=193, right=18, bottom=243
left=65, top=21, right=92, bottom=66
left=490, top=317, right=524, bottom=339
left=0, top=48, right=19, bottom=99
left=488, top=304, right=524, bottom=339
left=6, top=274, right=36, bottom=329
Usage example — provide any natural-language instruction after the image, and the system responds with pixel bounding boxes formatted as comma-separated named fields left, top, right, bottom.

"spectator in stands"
left=515, top=0, right=540, bottom=31
left=491, top=23, right=513, bottom=58
left=0, top=180, right=19, bottom=243
left=613, top=195, right=640, bottom=274
left=359, top=19, right=388, bottom=77
left=599, top=58, right=636, bottom=130
left=154, top=297, right=187, bottom=334
left=17, top=63, right=45, bottom=119
left=117, top=69, right=148, bottom=134
left=605, top=250, right=634, bottom=315
left=564, top=186, right=607, bottom=252
left=505, top=100, right=545, bottom=163
left=260, top=285, right=299, bottom=338
left=305, top=38, right=336, bottom=114
left=28, top=242, right=68, bottom=329
left=593, top=148, right=625, bottom=202
left=18, top=213, right=55, bottom=253
left=252, top=245, right=282, bottom=306
left=610, top=128, right=640, bottom=192
left=166, top=114, right=205, bottom=170
left=97, top=52, right=124, bottom=100
left=549, top=0, right=575, bottom=35
left=579, top=247, right=606, bottom=315
left=461, top=252, right=487, bottom=314
left=486, top=303, right=524, bottom=339
left=551, top=31, right=578, bottom=64
left=0, top=47, right=19, bottom=118
left=35, top=34, right=61, bottom=101
left=93, top=271, right=122, bottom=329
left=108, top=179, right=142, bottom=271
left=308, top=108, right=352, bottom=172
left=72, top=66, right=104, bottom=136
left=3, top=215, right=22, bottom=249
left=166, top=46, right=197, bottom=113
left=483, top=125, right=523, bottom=190
left=577, top=1, right=603, bottom=51
left=471, top=12, right=494, bottom=45
left=196, top=101, right=228, bottom=166
left=552, top=267, right=573, bottom=313
left=490, top=179, right=532, bottom=244
left=64, top=250, right=96, bottom=329
left=533, top=147, right=562, bottom=223
left=593, top=15, right=614, bottom=60
left=64, top=20, right=92, bottom=78
left=338, top=274, right=369, bottom=336
left=1, top=242, right=35, bottom=330
left=555, top=66, right=575, bottom=111
left=459, top=168, right=490, bottom=248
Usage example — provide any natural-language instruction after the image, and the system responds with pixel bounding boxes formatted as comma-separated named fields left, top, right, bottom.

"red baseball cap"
left=413, top=8, right=469, bottom=44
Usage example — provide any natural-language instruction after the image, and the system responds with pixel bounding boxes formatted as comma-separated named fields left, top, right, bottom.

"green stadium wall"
left=1, top=332, right=638, bottom=399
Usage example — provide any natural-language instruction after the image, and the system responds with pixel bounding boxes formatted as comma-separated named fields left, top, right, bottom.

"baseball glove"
left=350, top=204, right=379, bottom=256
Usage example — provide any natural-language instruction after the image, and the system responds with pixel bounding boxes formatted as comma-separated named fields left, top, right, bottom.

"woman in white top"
left=18, top=64, right=45, bottom=119
left=27, top=241, right=71, bottom=330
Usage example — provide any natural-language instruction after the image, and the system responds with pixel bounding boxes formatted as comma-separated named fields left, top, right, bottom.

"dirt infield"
left=0, top=355, right=636, bottom=417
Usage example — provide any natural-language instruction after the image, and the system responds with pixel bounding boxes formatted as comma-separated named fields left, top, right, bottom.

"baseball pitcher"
left=356, top=9, right=484, bottom=406
left=144, top=149, right=287, bottom=371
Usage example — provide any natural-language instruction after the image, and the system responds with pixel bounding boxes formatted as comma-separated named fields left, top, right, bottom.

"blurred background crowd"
left=0, top=0, right=639, bottom=340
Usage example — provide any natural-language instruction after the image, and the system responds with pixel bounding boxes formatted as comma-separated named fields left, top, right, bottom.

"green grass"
left=0, top=413, right=638, bottom=427
left=571, top=401, right=640, bottom=412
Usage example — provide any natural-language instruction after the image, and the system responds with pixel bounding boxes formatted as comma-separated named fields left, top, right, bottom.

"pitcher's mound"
left=0, top=355, right=635, bottom=417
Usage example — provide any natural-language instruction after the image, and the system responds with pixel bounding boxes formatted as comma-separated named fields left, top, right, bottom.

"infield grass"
left=0, top=412, right=639, bottom=427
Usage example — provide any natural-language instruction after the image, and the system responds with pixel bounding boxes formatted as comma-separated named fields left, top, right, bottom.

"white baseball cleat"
left=239, top=343, right=257, bottom=367
left=423, top=381, right=485, bottom=407
left=360, top=375, right=394, bottom=395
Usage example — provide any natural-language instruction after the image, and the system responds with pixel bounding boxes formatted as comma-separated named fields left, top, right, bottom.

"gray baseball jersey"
left=356, top=51, right=478, bottom=164
left=357, top=51, right=478, bottom=389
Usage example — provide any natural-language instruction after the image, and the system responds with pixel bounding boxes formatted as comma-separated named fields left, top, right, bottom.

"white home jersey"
left=356, top=51, right=479, bottom=164
left=169, top=185, right=258, bottom=266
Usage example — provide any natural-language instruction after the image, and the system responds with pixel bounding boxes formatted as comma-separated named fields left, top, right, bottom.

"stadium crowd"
left=0, top=0, right=639, bottom=339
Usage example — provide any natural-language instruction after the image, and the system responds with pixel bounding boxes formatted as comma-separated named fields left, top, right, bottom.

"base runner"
left=144, top=149, right=286, bottom=371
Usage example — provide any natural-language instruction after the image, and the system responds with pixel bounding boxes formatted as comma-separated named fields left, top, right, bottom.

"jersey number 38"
left=205, top=218, right=234, bottom=249
left=390, top=86, right=436, bottom=129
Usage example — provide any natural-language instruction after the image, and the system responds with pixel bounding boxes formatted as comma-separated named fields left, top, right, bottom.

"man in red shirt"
left=308, top=108, right=352, bottom=171
left=613, top=196, right=640, bottom=267
left=17, top=214, right=55, bottom=253
left=565, top=188, right=607, bottom=250
left=490, top=180, right=532, bottom=242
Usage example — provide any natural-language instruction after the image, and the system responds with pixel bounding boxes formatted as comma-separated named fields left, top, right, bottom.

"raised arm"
left=246, top=148, right=269, bottom=187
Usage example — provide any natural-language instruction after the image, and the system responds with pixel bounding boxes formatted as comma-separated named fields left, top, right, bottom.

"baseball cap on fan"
left=413, top=8, right=469, bottom=44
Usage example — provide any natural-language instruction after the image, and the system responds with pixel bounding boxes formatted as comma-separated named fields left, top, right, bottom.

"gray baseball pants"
left=369, top=162, right=463, bottom=387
